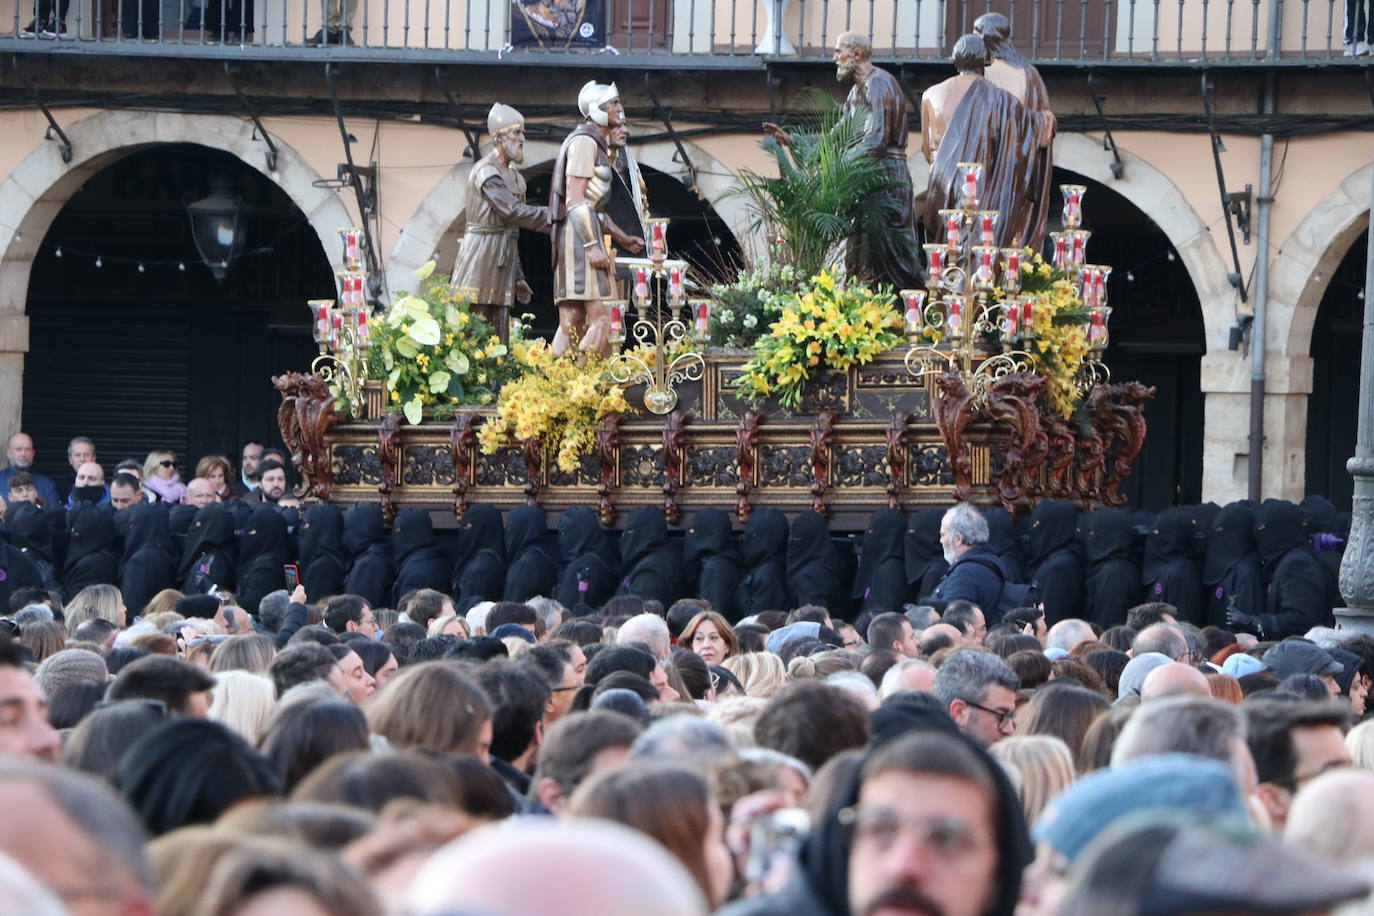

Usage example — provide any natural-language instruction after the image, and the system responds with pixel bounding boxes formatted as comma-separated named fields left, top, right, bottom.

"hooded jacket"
left=1078, top=507, right=1141, bottom=629
left=236, top=507, right=294, bottom=614
left=684, top=507, right=742, bottom=620
left=734, top=508, right=790, bottom=616
left=1025, top=500, right=1084, bottom=624
left=502, top=505, right=561, bottom=603
left=1203, top=501, right=1264, bottom=627
left=904, top=507, right=950, bottom=601
left=177, top=503, right=237, bottom=595
left=298, top=504, right=348, bottom=600
left=854, top=508, right=910, bottom=615
left=719, top=704, right=1031, bottom=916
left=1141, top=507, right=1204, bottom=624
left=615, top=506, right=684, bottom=606
left=1255, top=498, right=1329, bottom=640
left=343, top=503, right=394, bottom=610
left=787, top=511, right=846, bottom=616
left=555, top=506, right=619, bottom=611
left=116, top=503, right=176, bottom=619
left=390, top=508, right=452, bottom=606
left=932, top=545, right=1007, bottom=613
left=64, top=505, right=120, bottom=601
left=451, top=504, right=506, bottom=606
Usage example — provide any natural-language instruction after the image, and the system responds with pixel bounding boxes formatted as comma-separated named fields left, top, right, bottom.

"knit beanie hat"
left=35, top=648, right=109, bottom=698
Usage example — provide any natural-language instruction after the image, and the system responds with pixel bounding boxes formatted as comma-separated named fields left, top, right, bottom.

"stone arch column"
left=1264, top=162, right=1372, bottom=499
left=0, top=109, right=354, bottom=437
left=386, top=136, right=752, bottom=295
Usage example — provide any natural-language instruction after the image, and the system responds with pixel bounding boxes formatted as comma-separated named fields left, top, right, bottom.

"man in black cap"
left=719, top=725, right=1030, bottom=916
left=1262, top=640, right=1343, bottom=696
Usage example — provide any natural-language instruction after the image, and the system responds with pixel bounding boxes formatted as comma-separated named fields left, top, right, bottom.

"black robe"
left=391, top=508, right=452, bottom=606
left=1301, top=495, right=1346, bottom=610
left=787, top=510, right=846, bottom=615
left=854, top=508, right=910, bottom=615
left=616, top=506, right=683, bottom=606
left=237, top=507, right=293, bottom=614
left=555, top=506, right=618, bottom=611
left=1203, top=501, right=1264, bottom=628
left=116, top=503, right=176, bottom=621
left=503, top=505, right=561, bottom=603
left=0, top=540, right=41, bottom=612
left=1025, top=500, right=1084, bottom=625
left=4, top=501, right=61, bottom=592
left=452, top=504, right=506, bottom=606
left=733, top=507, right=790, bottom=616
left=1141, top=507, right=1204, bottom=625
left=343, top=503, right=394, bottom=609
left=904, top=507, right=950, bottom=602
left=298, top=504, right=348, bottom=600
left=684, top=508, right=742, bottom=621
left=177, top=503, right=237, bottom=595
left=984, top=506, right=1026, bottom=584
left=1256, top=499, right=1330, bottom=640
left=64, top=505, right=120, bottom=600
left=1078, top=508, right=1141, bottom=629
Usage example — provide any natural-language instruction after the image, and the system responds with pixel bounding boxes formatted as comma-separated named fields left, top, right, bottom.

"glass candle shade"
left=901, top=289, right=927, bottom=339
left=1061, top=185, right=1086, bottom=229
left=957, top=162, right=984, bottom=209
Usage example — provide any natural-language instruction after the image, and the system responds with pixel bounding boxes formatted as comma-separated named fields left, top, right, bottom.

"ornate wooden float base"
left=276, top=349, right=1153, bottom=530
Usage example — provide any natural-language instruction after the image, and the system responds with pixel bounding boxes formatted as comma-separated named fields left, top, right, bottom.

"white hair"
left=1046, top=619, right=1096, bottom=652
left=942, top=502, right=989, bottom=546
left=208, top=671, right=277, bottom=746
left=466, top=601, right=495, bottom=636
left=880, top=658, right=938, bottom=699
left=617, top=614, right=671, bottom=661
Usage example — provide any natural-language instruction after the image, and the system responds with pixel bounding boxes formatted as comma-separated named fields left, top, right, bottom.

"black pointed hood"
left=504, top=505, right=554, bottom=564
left=559, top=506, right=609, bottom=561
left=740, top=507, right=789, bottom=568
left=177, top=503, right=235, bottom=580
left=1256, top=498, right=1308, bottom=569
left=454, top=503, right=505, bottom=571
left=6, top=501, right=56, bottom=567
left=854, top=508, right=907, bottom=599
left=391, top=508, right=440, bottom=568
left=1141, top=507, right=1198, bottom=585
left=65, top=506, right=117, bottom=575
left=116, top=503, right=173, bottom=567
left=299, top=503, right=347, bottom=569
left=1026, top=500, right=1079, bottom=569
left=1300, top=495, right=1341, bottom=535
left=1203, top=501, right=1260, bottom=586
left=238, top=507, right=292, bottom=569
left=786, top=511, right=834, bottom=577
left=1079, top=507, right=1138, bottom=567
left=620, top=507, right=670, bottom=570
left=684, top=507, right=737, bottom=575
left=343, top=503, right=388, bottom=558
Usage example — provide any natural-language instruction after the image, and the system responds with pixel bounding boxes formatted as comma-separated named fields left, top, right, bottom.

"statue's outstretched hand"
left=761, top=122, right=793, bottom=148
left=515, top=280, right=533, bottom=304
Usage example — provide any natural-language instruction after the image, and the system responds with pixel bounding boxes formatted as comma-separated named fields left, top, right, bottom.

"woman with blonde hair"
left=194, top=455, right=237, bottom=503
left=426, top=614, right=470, bottom=639
left=209, top=671, right=277, bottom=746
left=989, top=734, right=1077, bottom=825
left=143, top=450, right=188, bottom=504
left=65, top=584, right=125, bottom=629
left=722, top=651, right=787, bottom=698
left=1347, top=719, right=1374, bottom=771
left=680, top=610, right=739, bottom=666
left=210, top=634, right=277, bottom=674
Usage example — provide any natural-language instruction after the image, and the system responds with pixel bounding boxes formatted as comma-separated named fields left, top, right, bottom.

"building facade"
left=0, top=0, right=1367, bottom=509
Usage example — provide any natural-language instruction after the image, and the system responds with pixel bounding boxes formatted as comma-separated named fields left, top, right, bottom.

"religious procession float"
left=276, top=27, right=1153, bottom=529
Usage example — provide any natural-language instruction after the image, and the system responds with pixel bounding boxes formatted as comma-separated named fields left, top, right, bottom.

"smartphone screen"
left=284, top=564, right=300, bottom=590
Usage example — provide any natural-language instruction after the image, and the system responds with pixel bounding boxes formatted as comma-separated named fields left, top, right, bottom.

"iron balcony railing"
left=0, top=0, right=1365, bottom=64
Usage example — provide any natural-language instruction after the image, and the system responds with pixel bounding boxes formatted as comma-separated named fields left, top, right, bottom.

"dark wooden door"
left=945, top=0, right=1109, bottom=59
left=606, top=0, right=671, bottom=50
left=1305, top=230, right=1366, bottom=512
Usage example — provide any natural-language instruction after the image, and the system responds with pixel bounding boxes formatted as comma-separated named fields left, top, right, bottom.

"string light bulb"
left=137, top=263, right=145, bottom=273
left=54, top=248, right=62, bottom=258
left=95, top=256, right=102, bottom=268
left=1126, top=271, right=1135, bottom=282
left=178, top=262, right=186, bottom=272
left=1166, top=251, right=1176, bottom=262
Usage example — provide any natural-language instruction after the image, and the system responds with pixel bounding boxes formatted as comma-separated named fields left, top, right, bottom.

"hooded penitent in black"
left=555, top=506, right=619, bottom=611
left=1255, top=498, right=1329, bottom=639
left=717, top=707, right=1031, bottom=916
left=684, top=507, right=742, bottom=620
left=390, top=508, right=451, bottom=606
left=64, top=506, right=120, bottom=600
left=236, top=507, right=293, bottom=614
left=854, top=508, right=910, bottom=615
left=116, top=503, right=176, bottom=620
left=4, top=501, right=60, bottom=592
left=298, top=504, right=347, bottom=600
left=1078, top=507, right=1141, bottom=629
left=452, top=504, right=506, bottom=606
left=1140, top=507, right=1204, bottom=625
left=1025, top=500, right=1084, bottom=624
left=787, top=510, right=846, bottom=615
left=343, top=503, right=393, bottom=610
left=0, top=538, right=41, bottom=612
left=177, top=503, right=237, bottom=595
left=616, top=506, right=684, bottom=606
left=1203, top=501, right=1264, bottom=628
left=502, top=505, right=560, bottom=603
left=984, top=506, right=1026, bottom=584
left=734, top=507, right=790, bottom=616
left=904, top=507, right=950, bottom=602
left=1301, top=495, right=1345, bottom=610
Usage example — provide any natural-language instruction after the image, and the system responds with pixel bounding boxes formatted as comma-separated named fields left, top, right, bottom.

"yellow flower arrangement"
left=477, top=340, right=632, bottom=473
left=1000, top=252, right=1093, bottom=418
left=735, top=270, right=903, bottom=409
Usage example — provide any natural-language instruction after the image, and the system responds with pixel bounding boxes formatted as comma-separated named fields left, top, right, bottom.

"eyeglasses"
left=158, top=460, right=175, bottom=468
left=838, top=806, right=990, bottom=859
left=963, top=700, right=1016, bottom=728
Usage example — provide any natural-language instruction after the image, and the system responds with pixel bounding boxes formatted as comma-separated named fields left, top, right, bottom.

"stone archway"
left=386, top=136, right=752, bottom=295
left=0, top=110, right=354, bottom=435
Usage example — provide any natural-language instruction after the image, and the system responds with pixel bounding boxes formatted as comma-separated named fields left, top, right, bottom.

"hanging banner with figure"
left=510, top=0, right=606, bottom=48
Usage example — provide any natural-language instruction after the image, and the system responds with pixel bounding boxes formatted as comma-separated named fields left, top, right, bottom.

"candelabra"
left=606, top=218, right=709, bottom=415
left=307, top=227, right=373, bottom=417
left=902, top=167, right=1114, bottom=402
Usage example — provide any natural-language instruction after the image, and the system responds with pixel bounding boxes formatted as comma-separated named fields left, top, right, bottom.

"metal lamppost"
left=1336, top=168, right=1374, bottom=634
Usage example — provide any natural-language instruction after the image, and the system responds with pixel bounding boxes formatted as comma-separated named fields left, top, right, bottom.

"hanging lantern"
left=186, top=177, right=244, bottom=283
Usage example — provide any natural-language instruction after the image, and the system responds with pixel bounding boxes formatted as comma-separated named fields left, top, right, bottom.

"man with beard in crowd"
left=0, top=433, right=59, bottom=509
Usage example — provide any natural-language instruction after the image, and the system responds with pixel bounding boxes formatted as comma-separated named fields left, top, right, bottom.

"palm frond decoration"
left=735, top=89, right=906, bottom=282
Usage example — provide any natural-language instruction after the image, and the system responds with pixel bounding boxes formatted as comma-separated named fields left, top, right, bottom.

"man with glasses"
left=323, top=594, right=377, bottom=639
left=1245, top=698, right=1351, bottom=831
left=931, top=649, right=1019, bottom=748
